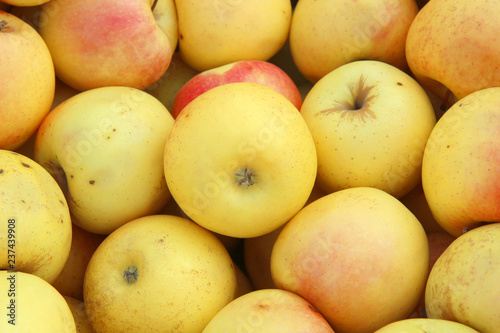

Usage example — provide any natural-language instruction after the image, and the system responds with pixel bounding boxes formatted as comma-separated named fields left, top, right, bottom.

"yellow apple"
left=83, top=214, right=237, bottom=333
left=374, top=318, right=480, bottom=333
left=202, top=289, right=335, bottom=333
left=1, top=0, right=48, bottom=6
left=425, top=223, right=500, bottom=333
left=175, top=0, right=291, bottom=71
left=34, top=86, right=174, bottom=235
left=0, top=10, right=55, bottom=150
left=290, top=0, right=418, bottom=83
left=300, top=60, right=436, bottom=198
left=421, top=87, right=500, bottom=236
left=164, top=82, right=317, bottom=238
left=63, top=296, right=95, bottom=333
left=0, top=150, right=72, bottom=284
left=38, top=0, right=177, bottom=91
left=0, top=270, right=76, bottom=331
left=271, top=187, right=429, bottom=333
left=406, top=0, right=500, bottom=103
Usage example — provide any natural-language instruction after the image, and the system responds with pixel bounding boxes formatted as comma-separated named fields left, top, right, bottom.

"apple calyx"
left=235, top=167, right=257, bottom=188
left=123, top=266, right=138, bottom=284
left=0, top=20, right=13, bottom=33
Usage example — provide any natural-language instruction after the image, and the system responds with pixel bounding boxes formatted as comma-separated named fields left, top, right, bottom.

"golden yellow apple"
left=374, top=318, right=479, bottom=333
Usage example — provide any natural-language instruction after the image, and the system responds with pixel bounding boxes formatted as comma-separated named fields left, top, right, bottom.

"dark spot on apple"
left=308, top=304, right=319, bottom=313
left=447, top=145, right=450, bottom=148
left=179, top=33, right=184, bottom=40
left=397, top=82, right=403, bottom=86
left=21, top=163, right=30, bottom=168
left=59, top=199, right=65, bottom=206
left=89, top=180, right=95, bottom=185
left=0, top=169, right=3, bottom=174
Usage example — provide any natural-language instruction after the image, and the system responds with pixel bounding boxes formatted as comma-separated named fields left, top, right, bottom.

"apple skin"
left=0, top=10, right=55, bottom=150
left=374, top=318, right=480, bottom=333
left=203, top=289, right=334, bottom=333
left=300, top=60, right=436, bottom=199
left=63, top=296, right=95, bottom=333
left=171, top=60, right=303, bottom=118
left=406, top=0, right=500, bottom=103
left=271, top=187, right=429, bottom=333
left=422, top=87, right=500, bottom=237
left=38, top=0, right=177, bottom=91
left=425, top=223, right=500, bottom=333
left=290, top=0, right=418, bottom=83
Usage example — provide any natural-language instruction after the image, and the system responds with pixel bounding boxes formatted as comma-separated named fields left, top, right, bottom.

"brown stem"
left=151, top=0, right=159, bottom=11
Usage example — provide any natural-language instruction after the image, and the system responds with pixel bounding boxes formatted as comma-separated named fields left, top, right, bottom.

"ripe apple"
left=406, top=0, right=500, bottom=103
left=421, top=87, right=500, bottom=236
left=63, top=296, right=95, bottom=333
left=0, top=271, right=76, bottom=331
left=271, top=187, right=429, bottom=333
left=175, top=0, right=291, bottom=71
left=1, top=0, right=48, bottom=6
left=171, top=60, right=303, bottom=118
left=374, top=318, right=480, bottom=333
left=300, top=60, right=436, bottom=198
left=38, top=0, right=178, bottom=91
left=0, top=150, right=72, bottom=284
left=202, top=289, right=335, bottom=333
left=34, top=86, right=175, bottom=235
left=164, top=82, right=317, bottom=238
left=0, top=10, right=55, bottom=150
left=289, top=0, right=419, bottom=83
left=425, top=223, right=500, bottom=333
left=83, top=214, right=237, bottom=333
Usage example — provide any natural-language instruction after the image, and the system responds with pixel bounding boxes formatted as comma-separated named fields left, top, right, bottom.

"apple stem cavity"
left=235, top=167, right=257, bottom=188
left=123, top=266, right=138, bottom=284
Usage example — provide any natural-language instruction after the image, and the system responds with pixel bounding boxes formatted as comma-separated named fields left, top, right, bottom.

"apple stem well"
left=123, top=266, right=138, bottom=284
left=235, top=167, right=257, bottom=188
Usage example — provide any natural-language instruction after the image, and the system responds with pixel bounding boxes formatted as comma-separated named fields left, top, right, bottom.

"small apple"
left=289, top=0, right=419, bottom=83
left=175, top=0, right=292, bottom=71
left=38, top=0, right=178, bottom=91
left=271, top=187, right=429, bottom=333
left=164, top=82, right=317, bottom=238
left=406, top=0, right=500, bottom=103
left=422, top=87, right=500, bottom=236
left=83, top=214, right=237, bottom=333
left=202, top=289, right=335, bottom=333
left=425, top=223, right=500, bottom=333
left=34, top=86, right=175, bottom=235
left=0, top=10, right=55, bottom=150
left=171, top=60, right=303, bottom=118
left=300, top=60, right=436, bottom=198
left=374, top=318, right=480, bottom=333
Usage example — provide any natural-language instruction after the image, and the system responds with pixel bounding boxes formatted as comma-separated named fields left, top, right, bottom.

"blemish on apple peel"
left=123, top=266, right=138, bottom=284
left=89, top=180, right=95, bottom=185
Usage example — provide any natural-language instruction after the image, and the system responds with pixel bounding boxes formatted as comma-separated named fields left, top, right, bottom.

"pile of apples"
left=1, top=0, right=499, bottom=332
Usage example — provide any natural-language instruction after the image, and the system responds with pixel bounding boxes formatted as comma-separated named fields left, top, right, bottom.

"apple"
left=0, top=150, right=72, bottom=284
left=406, top=0, right=500, bottom=104
left=83, top=214, right=237, bottom=333
left=374, top=318, right=480, bottom=333
left=175, top=0, right=292, bottom=71
left=34, top=86, right=175, bottom=235
left=164, top=82, right=317, bottom=238
left=271, top=186, right=429, bottom=333
left=38, top=0, right=178, bottom=91
left=0, top=10, right=55, bottom=150
left=202, top=289, right=335, bottom=333
left=289, top=0, right=419, bottom=83
left=0, top=271, right=76, bottom=331
left=421, top=87, right=500, bottom=237
left=171, top=60, right=303, bottom=118
left=1, top=0, right=48, bottom=6
left=300, top=60, right=436, bottom=199
left=425, top=223, right=500, bottom=333
left=63, top=296, right=95, bottom=333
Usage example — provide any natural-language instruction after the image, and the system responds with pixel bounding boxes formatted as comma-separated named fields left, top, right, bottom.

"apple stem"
left=123, top=266, right=138, bottom=284
left=235, top=167, right=257, bottom=188
left=151, top=0, right=159, bottom=11
left=440, top=89, right=451, bottom=112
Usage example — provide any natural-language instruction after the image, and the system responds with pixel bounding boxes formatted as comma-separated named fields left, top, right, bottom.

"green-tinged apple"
left=64, top=296, right=95, bottom=333
left=421, top=87, right=500, bottom=236
left=374, top=318, right=480, bottom=333
left=145, top=51, right=200, bottom=113
left=176, top=0, right=291, bottom=71
left=0, top=10, right=55, bottom=150
left=301, top=60, right=436, bottom=198
left=164, top=82, right=317, bottom=238
left=271, top=187, right=429, bottom=333
left=34, top=86, right=175, bottom=235
left=406, top=0, right=500, bottom=104
left=84, top=214, right=237, bottom=333
left=171, top=60, right=303, bottom=118
left=202, top=289, right=335, bottom=333
left=0, top=271, right=76, bottom=332
left=425, top=223, right=500, bottom=333
left=38, top=0, right=178, bottom=91
left=290, top=0, right=418, bottom=83
left=0, top=150, right=72, bottom=284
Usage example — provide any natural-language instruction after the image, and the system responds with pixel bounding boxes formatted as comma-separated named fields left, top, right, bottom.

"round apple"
left=164, top=82, right=317, bottom=238
left=374, top=318, right=480, bottom=333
